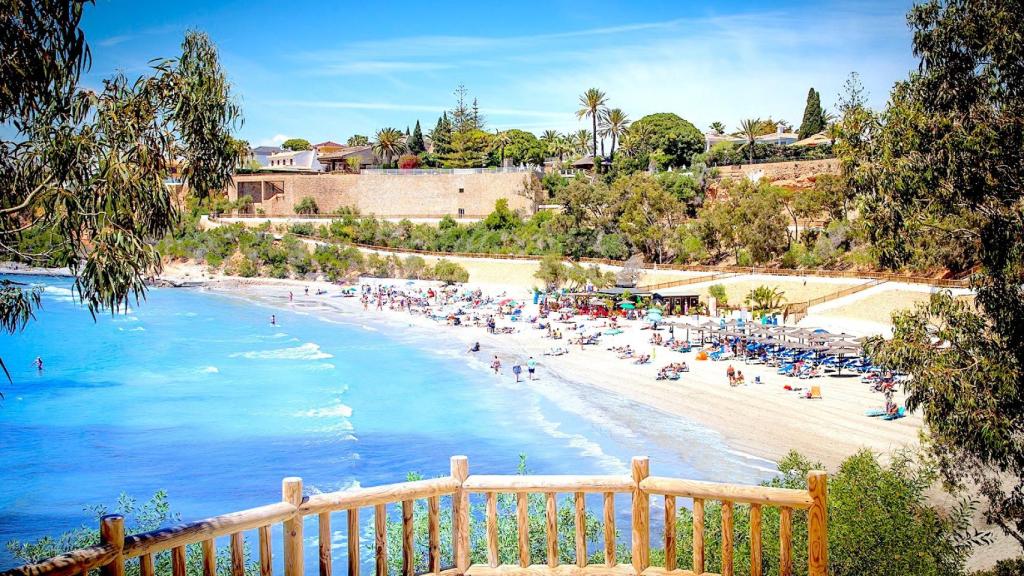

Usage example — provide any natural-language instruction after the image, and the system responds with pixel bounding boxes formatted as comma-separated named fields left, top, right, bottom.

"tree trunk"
left=592, top=114, right=598, bottom=157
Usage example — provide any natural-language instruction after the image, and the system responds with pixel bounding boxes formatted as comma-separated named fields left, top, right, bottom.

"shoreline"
left=182, top=272, right=923, bottom=471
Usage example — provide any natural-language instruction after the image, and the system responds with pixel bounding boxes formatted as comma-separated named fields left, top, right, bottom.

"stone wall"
left=712, top=158, right=839, bottom=191
left=227, top=172, right=540, bottom=217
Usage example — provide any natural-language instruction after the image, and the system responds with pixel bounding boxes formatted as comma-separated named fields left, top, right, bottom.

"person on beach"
left=527, top=357, right=537, bottom=380
left=469, top=342, right=480, bottom=353
left=270, top=314, right=277, bottom=326
left=491, top=355, right=501, bottom=374
left=304, top=286, right=309, bottom=296
left=33, top=357, right=43, bottom=372
left=289, top=291, right=293, bottom=302
left=726, top=364, right=735, bottom=385
left=512, top=361, right=522, bottom=382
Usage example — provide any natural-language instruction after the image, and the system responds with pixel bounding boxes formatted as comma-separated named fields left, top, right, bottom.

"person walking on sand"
left=512, top=361, right=522, bottom=383
left=289, top=291, right=293, bottom=302
left=726, top=364, right=735, bottom=385
left=491, top=355, right=501, bottom=374
left=527, top=356, right=537, bottom=380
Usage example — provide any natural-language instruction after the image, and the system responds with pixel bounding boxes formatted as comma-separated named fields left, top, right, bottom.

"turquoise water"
left=0, top=275, right=773, bottom=570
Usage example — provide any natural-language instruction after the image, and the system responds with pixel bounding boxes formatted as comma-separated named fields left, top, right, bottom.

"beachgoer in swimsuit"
left=270, top=314, right=277, bottom=326
left=289, top=291, right=293, bottom=302
left=512, top=362, right=522, bottom=382
left=491, top=355, right=501, bottom=374
left=34, top=357, right=43, bottom=372
left=527, top=357, right=537, bottom=380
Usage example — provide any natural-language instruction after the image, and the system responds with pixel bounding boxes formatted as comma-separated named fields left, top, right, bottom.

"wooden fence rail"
left=2, top=457, right=827, bottom=576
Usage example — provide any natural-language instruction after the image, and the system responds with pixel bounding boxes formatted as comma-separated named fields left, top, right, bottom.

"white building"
left=264, top=150, right=323, bottom=172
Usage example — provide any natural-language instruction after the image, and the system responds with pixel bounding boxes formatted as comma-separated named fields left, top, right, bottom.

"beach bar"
left=2, top=456, right=827, bottom=576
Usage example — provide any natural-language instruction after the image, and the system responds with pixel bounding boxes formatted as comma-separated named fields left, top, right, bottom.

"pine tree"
left=798, top=88, right=825, bottom=139
left=430, top=113, right=452, bottom=155
left=452, top=84, right=470, bottom=133
left=471, top=97, right=484, bottom=131
left=409, top=120, right=425, bottom=154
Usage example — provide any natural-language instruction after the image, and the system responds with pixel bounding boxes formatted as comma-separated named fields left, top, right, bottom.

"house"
left=755, top=131, right=800, bottom=146
left=318, top=145, right=379, bottom=173
left=313, top=141, right=345, bottom=154
left=248, top=146, right=282, bottom=167
left=264, top=150, right=323, bottom=172
left=704, top=133, right=746, bottom=151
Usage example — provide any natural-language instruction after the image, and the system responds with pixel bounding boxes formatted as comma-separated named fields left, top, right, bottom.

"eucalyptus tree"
left=0, top=1, right=240, bottom=383
left=372, top=127, right=407, bottom=166
left=599, top=108, right=630, bottom=161
left=575, top=88, right=607, bottom=157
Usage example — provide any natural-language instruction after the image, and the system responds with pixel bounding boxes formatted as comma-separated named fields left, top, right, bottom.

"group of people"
left=490, top=354, right=539, bottom=382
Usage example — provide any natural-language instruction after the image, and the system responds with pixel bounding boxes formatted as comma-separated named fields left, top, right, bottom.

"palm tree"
left=572, top=130, right=590, bottom=156
left=553, top=135, right=571, bottom=161
left=599, top=108, right=630, bottom=161
left=540, top=129, right=559, bottom=155
left=492, top=129, right=513, bottom=166
left=738, top=118, right=763, bottom=165
left=575, top=88, right=608, bottom=157
left=619, top=122, right=654, bottom=158
left=372, top=127, right=407, bottom=166
left=825, top=121, right=842, bottom=146
left=745, top=285, right=786, bottom=313
left=709, top=121, right=726, bottom=135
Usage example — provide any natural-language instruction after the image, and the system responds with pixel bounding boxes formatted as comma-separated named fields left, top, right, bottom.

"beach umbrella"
left=619, top=302, right=635, bottom=310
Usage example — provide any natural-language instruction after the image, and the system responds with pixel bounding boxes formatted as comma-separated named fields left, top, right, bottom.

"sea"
left=0, top=275, right=775, bottom=570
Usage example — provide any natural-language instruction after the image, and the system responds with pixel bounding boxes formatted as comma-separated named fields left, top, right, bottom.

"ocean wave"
left=298, top=403, right=353, bottom=418
left=43, top=286, right=77, bottom=303
left=231, top=342, right=333, bottom=360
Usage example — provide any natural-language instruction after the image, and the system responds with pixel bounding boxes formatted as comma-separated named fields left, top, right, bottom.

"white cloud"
left=258, top=134, right=293, bottom=146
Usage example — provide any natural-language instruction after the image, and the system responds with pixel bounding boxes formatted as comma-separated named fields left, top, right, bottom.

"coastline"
left=178, top=270, right=923, bottom=471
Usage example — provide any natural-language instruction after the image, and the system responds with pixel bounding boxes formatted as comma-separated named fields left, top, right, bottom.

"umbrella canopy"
left=619, top=302, right=636, bottom=309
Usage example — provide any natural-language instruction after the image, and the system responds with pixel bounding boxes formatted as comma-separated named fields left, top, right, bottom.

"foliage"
left=0, top=5, right=239, bottom=381
left=744, top=285, right=785, bottom=312
left=859, top=0, right=1024, bottom=548
left=707, top=284, right=728, bottom=306
left=442, top=129, right=491, bottom=168
left=797, top=88, right=825, bottom=139
left=709, top=121, right=726, bottom=135
left=373, top=127, right=407, bottom=166
left=431, top=259, right=469, bottom=284
left=534, top=254, right=568, bottom=291
left=398, top=154, right=421, bottom=169
left=6, top=492, right=258, bottom=576
left=407, top=120, right=426, bottom=154
left=346, top=134, right=369, bottom=147
left=280, top=138, right=310, bottom=151
left=625, top=113, right=704, bottom=169
left=294, top=197, right=319, bottom=215
left=576, top=88, right=608, bottom=158
left=599, top=108, right=630, bottom=161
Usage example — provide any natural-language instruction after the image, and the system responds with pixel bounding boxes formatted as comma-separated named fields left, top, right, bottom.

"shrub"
left=401, top=255, right=428, bottom=279
left=431, top=259, right=469, bottom=284
left=708, top=284, right=728, bottom=306
left=294, top=197, right=319, bottom=215
left=397, top=154, right=421, bottom=169
left=288, top=223, right=315, bottom=236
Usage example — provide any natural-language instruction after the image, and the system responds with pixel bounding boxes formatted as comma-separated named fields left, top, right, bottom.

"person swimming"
left=33, top=357, right=43, bottom=372
left=270, top=314, right=277, bottom=326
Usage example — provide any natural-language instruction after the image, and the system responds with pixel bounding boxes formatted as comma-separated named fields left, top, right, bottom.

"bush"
left=294, top=197, right=319, bottom=215
left=288, top=223, right=315, bottom=236
left=707, top=283, right=728, bottom=306
left=397, top=154, right=421, bottom=169
left=431, top=259, right=469, bottom=284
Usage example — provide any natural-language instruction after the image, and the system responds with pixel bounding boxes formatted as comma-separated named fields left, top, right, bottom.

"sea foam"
left=232, top=342, right=333, bottom=360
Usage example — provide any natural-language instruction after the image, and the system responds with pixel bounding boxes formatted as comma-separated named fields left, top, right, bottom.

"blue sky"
left=80, top=0, right=917, bottom=146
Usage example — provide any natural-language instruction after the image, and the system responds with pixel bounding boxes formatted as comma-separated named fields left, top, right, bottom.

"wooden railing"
left=2, top=457, right=826, bottom=576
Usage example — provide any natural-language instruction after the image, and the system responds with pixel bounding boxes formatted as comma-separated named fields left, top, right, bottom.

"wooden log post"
left=722, top=501, right=734, bottom=576
left=664, top=495, right=676, bottom=572
left=171, top=546, right=186, bottom=576
left=139, top=554, right=155, bottom=576
left=201, top=539, right=216, bottom=576
left=545, top=492, right=558, bottom=568
left=692, top=499, right=705, bottom=576
left=750, top=504, right=762, bottom=576
left=486, top=493, right=499, bottom=568
left=99, top=515, right=124, bottom=576
left=259, top=525, right=272, bottom=576
left=319, top=513, right=332, bottom=576
left=779, top=507, right=793, bottom=576
left=231, top=533, right=245, bottom=576
left=374, top=504, right=387, bottom=576
left=283, top=477, right=305, bottom=576
left=602, top=493, right=616, bottom=567
left=574, top=492, right=587, bottom=568
left=807, top=471, right=828, bottom=576
left=517, top=493, right=530, bottom=568
left=630, top=457, right=650, bottom=574
left=429, top=496, right=441, bottom=573
left=402, top=500, right=415, bottom=576
left=347, top=509, right=360, bottom=576
left=451, top=456, right=470, bottom=574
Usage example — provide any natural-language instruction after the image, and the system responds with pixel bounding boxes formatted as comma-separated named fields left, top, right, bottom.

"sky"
left=79, top=0, right=918, bottom=147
